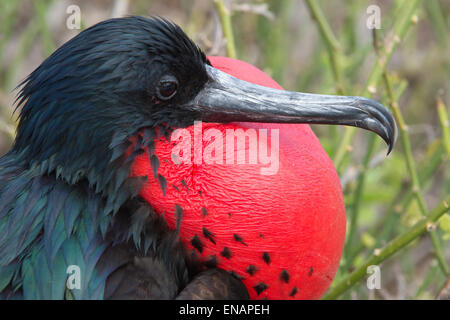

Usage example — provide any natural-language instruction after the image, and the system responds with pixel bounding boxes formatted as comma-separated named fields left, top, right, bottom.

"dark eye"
left=156, top=75, right=178, bottom=100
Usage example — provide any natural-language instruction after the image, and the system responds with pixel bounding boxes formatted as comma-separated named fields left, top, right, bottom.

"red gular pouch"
left=130, top=56, right=346, bottom=300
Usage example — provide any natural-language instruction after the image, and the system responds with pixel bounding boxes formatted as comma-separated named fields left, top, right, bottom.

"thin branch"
left=437, top=97, right=450, bottom=158
left=323, top=195, right=450, bottom=300
left=383, top=71, right=449, bottom=275
left=333, top=0, right=420, bottom=170
left=305, top=0, right=345, bottom=95
left=231, top=3, right=274, bottom=21
left=373, top=139, right=446, bottom=250
left=33, top=0, right=56, bottom=56
left=344, top=133, right=376, bottom=266
left=111, top=0, right=130, bottom=18
left=214, top=0, right=237, bottom=59
left=5, top=18, right=40, bottom=90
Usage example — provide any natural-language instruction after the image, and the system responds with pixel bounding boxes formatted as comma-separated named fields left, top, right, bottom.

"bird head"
left=13, top=17, right=212, bottom=182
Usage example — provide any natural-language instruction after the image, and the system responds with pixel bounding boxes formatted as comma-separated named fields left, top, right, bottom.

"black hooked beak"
left=190, top=65, right=397, bottom=154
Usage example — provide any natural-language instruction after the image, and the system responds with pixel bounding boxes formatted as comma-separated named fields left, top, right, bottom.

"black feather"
left=262, top=252, right=271, bottom=265
left=203, top=227, right=216, bottom=245
left=253, top=282, right=268, bottom=296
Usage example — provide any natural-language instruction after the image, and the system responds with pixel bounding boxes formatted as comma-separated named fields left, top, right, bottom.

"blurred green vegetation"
left=0, top=0, right=449, bottom=299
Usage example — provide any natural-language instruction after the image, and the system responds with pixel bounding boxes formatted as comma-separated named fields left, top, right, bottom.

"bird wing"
left=0, top=155, right=118, bottom=299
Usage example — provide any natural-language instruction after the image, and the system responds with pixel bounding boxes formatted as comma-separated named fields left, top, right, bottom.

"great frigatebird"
left=0, top=16, right=396, bottom=300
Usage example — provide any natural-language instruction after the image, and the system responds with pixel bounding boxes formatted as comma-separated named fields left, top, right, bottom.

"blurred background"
left=0, top=0, right=449, bottom=299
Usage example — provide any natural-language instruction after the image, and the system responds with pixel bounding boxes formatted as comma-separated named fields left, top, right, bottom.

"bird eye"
left=156, top=75, right=178, bottom=100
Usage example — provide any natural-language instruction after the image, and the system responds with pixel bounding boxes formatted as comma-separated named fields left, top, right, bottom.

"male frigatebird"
left=0, top=16, right=396, bottom=299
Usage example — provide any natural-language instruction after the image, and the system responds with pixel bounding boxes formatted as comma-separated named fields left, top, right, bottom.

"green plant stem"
left=0, top=0, right=21, bottom=83
left=414, top=262, right=439, bottom=298
left=305, top=0, right=422, bottom=276
left=425, top=0, right=448, bottom=48
left=214, top=0, right=237, bottom=59
left=383, top=72, right=449, bottom=275
left=333, top=0, right=420, bottom=170
left=323, top=195, right=450, bottom=300
left=342, top=27, right=391, bottom=272
left=373, top=139, right=445, bottom=249
left=344, top=78, right=409, bottom=265
left=349, top=139, right=445, bottom=261
left=437, top=97, right=450, bottom=158
left=5, top=19, right=39, bottom=90
left=341, top=2, right=419, bottom=271
left=304, top=0, right=345, bottom=95
left=343, top=4, right=425, bottom=281
left=33, top=0, right=55, bottom=56
left=304, top=0, right=345, bottom=154
left=344, top=134, right=376, bottom=267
